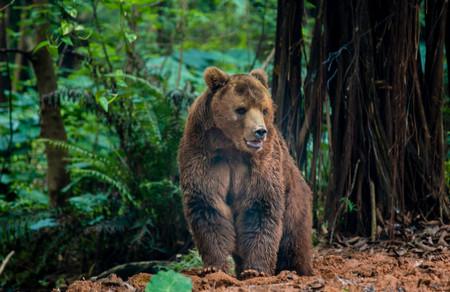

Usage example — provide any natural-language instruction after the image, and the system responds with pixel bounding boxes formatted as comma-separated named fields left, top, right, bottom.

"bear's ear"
left=249, top=68, right=268, bottom=88
left=204, top=67, right=229, bottom=91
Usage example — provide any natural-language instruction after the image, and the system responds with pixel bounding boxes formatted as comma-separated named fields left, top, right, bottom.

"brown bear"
left=178, top=67, right=313, bottom=279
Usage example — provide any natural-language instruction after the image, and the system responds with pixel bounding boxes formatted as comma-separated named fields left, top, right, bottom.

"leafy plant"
left=145, top=270, right=192, bottom=292
left=39, top=138, right=134, bottom=205
left=162, top=249, right=203, bottom=272
left=0, top=0, right=282, bottom=289
left=340, top=197, right=357, bottom=214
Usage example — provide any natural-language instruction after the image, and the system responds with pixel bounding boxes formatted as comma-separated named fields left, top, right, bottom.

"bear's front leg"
left=184, top=191, right=235, bottom=272
left=235, top=197, right=283, bottom=278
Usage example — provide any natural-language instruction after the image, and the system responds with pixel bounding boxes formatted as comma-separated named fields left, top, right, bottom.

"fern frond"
left=133, top=102, right=162, bottom=144
left=38, top=139, right=135, bottom=204
left=39, top=139, right=111, bottom=165
left=68, top=156, right=128, bottom=181
left=71, top=168, right=134, bottom=204
left=105, top=72, right=163, bottom=98
left=39, top=138, right=130, bottom=176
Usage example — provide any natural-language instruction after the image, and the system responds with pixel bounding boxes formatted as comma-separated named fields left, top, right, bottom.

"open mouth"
left=245, top=139, right=263, bottom=150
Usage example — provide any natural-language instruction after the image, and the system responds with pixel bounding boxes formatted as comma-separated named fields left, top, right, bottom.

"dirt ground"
left=66, top=245, right=450, bottom=291
left=64, top=214, right=450, bottom=291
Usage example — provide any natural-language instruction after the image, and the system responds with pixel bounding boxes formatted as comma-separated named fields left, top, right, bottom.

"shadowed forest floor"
left=66, top=244, right=450, bottom=291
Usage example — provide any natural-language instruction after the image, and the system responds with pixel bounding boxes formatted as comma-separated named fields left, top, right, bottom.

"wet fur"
left=178, top=68, right=313, bottom=277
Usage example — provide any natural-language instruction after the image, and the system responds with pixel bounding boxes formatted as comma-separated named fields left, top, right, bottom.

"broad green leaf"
left=61, top=20, right=73, bottom=35
left=76, top=28, right=93, bottom=40
left=108, top=93, right=119, bottom=104
left=74, top=24, right=85, bottom=31
left=32, top=40, right=49, bottom=54
left=64, top=6, right=78, bottom=18
left=29, top=218, right=58, bottom=231
left=61, top=36, right=73, bottom=46
left=125, top=32, right=137, bottom=43
left=98, top=96, right=109, bottom=112
left=0, top=174, right=11, bottom=184
left=145, top=270, right=192, bottom=292
left=48, top=45, right=59, bottom=59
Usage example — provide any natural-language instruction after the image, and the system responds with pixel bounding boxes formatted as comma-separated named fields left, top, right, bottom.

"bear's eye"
left=235, top=107, right=247, bottom=115
left=263, top=108, right=269, bottom=116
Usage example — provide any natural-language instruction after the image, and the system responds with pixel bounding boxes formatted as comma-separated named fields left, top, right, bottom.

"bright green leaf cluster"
left=145, top=270, right=192, bottom=292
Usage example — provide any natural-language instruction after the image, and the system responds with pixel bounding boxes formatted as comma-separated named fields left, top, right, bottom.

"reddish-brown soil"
left=66, top=246, right=450, bottom=291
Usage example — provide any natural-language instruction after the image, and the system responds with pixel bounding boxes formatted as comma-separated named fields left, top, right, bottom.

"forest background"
left=0, top=0, right=448, bottom=289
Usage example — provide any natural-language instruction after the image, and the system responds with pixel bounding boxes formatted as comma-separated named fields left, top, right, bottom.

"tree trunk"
left=31, top=0, right=70, bottom=207
left=12, top=9, right=27, bottom=92
left=0, top=1, right=9, bottom=103
left=409, top=0, right=448, bottom=217
left=272, top=0, right=304, bottom=166
left=0, top=1, right=12, bottom=200
left=315, top=0, right=449, bottom=236
left=447, top=2, right=450, bottom=97
left=323, top=0, right=363, bottom=234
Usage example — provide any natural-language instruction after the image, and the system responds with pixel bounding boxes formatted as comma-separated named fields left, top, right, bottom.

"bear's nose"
left=254, top=127, right=267, bottom=140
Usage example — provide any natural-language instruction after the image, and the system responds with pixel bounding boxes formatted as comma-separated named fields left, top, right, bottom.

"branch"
left=0, top=0, right=15, bottom=12
left=261, top=48, right=275, bottom=71
left=91, top=260, right=169, bottom=280
left=0, top=251, right=14, bottom=275
left=0, top=48, right=31, bottom=59
left=370, top=180, right=377, bottom=242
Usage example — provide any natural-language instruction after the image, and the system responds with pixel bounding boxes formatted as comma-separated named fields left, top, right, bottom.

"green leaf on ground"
left=145, top=270, right=192, bottom=292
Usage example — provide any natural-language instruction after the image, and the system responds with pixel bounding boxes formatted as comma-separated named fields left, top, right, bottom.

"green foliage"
left=340, top=197, right=357, bottom=214
left=68, top=193, right=108, bottom=216
left=163, top=249, right=203, bottom=272
left=39, top=138, right=134, bottom=204
left=145, top=270, right=192, bottom=292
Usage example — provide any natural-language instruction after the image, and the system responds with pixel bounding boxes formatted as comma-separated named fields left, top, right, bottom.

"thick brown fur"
left=178, top=67, right=313, bottom=278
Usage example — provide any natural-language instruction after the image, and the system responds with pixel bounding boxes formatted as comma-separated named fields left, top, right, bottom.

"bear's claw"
left=198, top=266, right=219, bottom=276
left=239, top=269, right=268, bottom=280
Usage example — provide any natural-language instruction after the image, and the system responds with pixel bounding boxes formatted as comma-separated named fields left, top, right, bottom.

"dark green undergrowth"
left=0, top=1, right=278, bottom=289
left=1, top=0, right=448, bottom=290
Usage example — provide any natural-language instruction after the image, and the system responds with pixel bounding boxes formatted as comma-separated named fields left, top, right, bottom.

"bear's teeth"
left=246, top=140, right=263, bottom=149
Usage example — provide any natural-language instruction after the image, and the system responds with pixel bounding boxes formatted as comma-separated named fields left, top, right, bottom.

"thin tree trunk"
left=302, top=0, right=326, bottom=228
left=12, top=8, right=27, bottom=92
left=31, top=0, right=70, bottom=207
left=0, top=1, right=8, bottom=103
left=418, top=0, right=448, bottom=216
left=272, top=0, right=304, bottom=166
left=323, top=0, right=355, bottom=231
left=446, top=3, right=450, bottom=97
left=0, top=1, right=13, bottom=200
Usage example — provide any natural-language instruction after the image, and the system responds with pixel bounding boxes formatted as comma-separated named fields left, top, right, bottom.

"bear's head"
left=204, top=66, right=275, bottom=154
